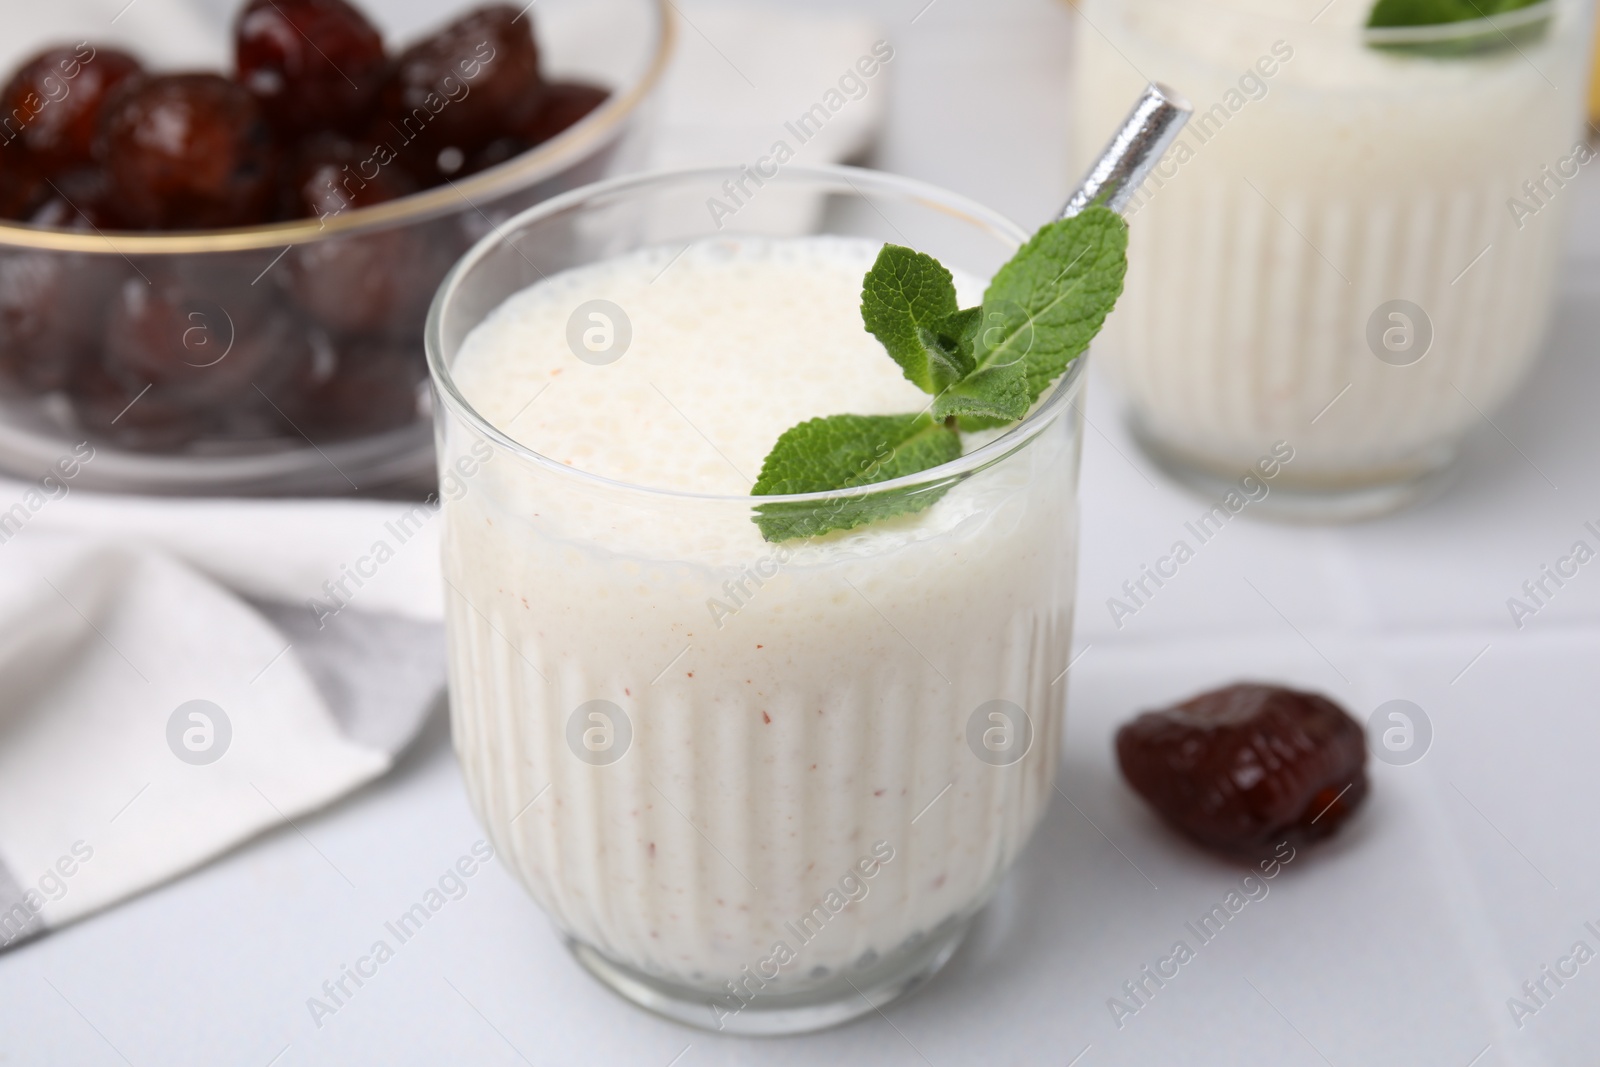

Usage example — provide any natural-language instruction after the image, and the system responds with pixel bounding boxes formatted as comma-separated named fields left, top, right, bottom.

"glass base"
left=1128, top=418, right=1457, bottom=522
left=566, top=911, right=974, bottom=1036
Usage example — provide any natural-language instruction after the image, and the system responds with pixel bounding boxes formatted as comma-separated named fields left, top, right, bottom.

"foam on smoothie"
left=452, top=236, right=984, bottom=496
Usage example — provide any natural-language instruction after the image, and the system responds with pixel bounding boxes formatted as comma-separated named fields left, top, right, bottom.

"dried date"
left=1115, top=683, right=1369, bottom=856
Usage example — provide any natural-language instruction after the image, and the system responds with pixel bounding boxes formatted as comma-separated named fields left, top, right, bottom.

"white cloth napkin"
left=0, top=5, right=890, bottom=951
left=0, top=502, right=446, bottom=950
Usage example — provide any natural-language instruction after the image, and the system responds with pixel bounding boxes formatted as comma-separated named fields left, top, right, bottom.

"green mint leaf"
left=751, top=412, right=961, bottom=541
left=1365, top=0, right=1549, bottom=53
left=931, top=301, right=1029, bottom=421
left=932, top=359, right=1030, bottom=422
left=1367, top=0, right=1539, bottom=27
left=861, top=245, right=974, bottom=394
left=981, top=205, right=1128, bottom=405
left=956, top=414, right=1013, bottom=432
left=752, top=412, right=957, bottom=495
left=917, top=306, right=983, bottom=387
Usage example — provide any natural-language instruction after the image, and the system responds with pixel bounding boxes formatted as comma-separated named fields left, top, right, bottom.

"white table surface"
left=6, top=0, right=1600, bottom=1064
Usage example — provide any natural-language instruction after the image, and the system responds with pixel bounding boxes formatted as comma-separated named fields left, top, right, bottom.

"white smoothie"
left=441, top=237, right=1080, bottom=1000
left=1074, top=0, right=1592, bottom=485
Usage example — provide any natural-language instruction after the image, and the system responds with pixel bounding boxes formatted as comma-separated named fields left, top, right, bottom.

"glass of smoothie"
left=426, top=166, right=1085, bottom=1033
left=1074, top=0, right=1594, bottom=516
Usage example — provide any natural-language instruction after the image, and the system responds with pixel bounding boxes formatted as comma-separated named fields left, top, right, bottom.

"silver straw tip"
left=1059, top=82, right=1193, bottom=221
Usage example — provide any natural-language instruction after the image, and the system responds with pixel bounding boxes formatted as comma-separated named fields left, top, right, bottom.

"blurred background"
left=2, top=0, right=1599, bottom=1064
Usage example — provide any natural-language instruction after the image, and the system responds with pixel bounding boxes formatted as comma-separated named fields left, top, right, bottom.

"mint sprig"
left=1367, top=0, right=1539, bottom=27
left=1364, top=0, right=1550, bottom=54
left=751, top=205, right=1128, bottom=542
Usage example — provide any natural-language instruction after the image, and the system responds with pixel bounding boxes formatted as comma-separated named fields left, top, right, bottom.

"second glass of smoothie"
left=427, top=166, right=1085, bottom=1033
left=1074, top=0, right=1593, bottom=516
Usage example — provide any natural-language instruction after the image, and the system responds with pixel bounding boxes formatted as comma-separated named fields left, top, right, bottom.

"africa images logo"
left=166, top=700, right=232, bottom=766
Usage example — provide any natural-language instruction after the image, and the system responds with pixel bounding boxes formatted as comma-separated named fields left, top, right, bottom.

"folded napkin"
left=0, top=500, right=447, bottom=951
left=0, top=3, right=891, bottom=951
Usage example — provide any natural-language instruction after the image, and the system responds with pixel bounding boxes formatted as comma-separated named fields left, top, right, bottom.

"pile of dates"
left=0, top=0, right=607, bottom=450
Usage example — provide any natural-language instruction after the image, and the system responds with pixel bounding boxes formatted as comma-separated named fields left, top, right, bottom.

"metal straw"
left=1058, top=82, right=1192, bottom=220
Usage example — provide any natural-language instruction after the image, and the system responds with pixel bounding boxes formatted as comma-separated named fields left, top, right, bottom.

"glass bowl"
left=0, top=0, right=672, bottom=495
